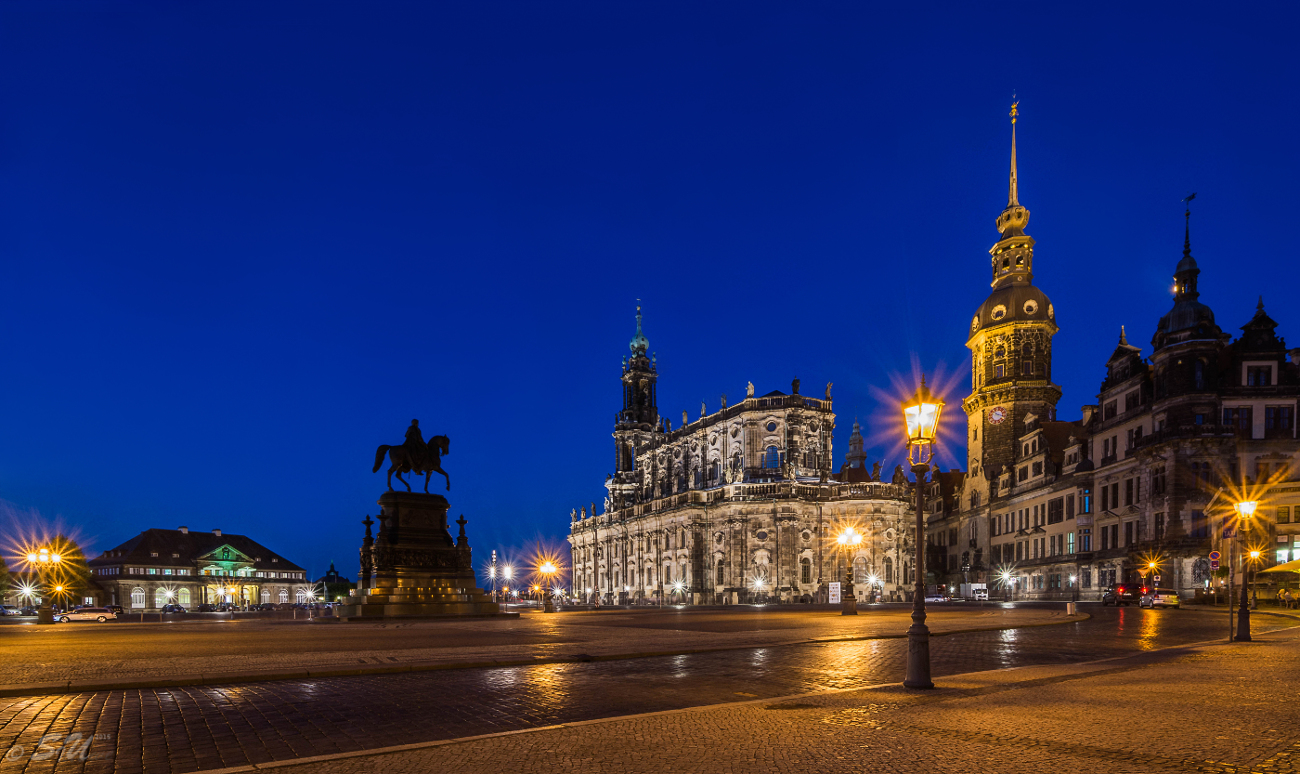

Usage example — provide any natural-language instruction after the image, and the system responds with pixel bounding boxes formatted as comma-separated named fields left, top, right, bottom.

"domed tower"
left=962, top=103, right=1063, bottom=501
left=611, top=305, right=659, bottom=507
left=1149, top=204, right=1229, bottom=419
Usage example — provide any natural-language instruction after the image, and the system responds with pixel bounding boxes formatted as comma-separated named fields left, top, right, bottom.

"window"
left=1101, top=485, right=1109, bottom=511
left=1224, top=407, right=1252, bottom=431
left=1019, top=466, right=1028, bottom=482
left=1104, top=400, right=1118, bottom=420
left=1279, top=507, right=1292, bottom=525
left=1194, top=360, right=1206, bottom=391
left=1191, top=510, right=1208, bottom=538
left=1153, top=470, right=1167, bottom=495
left=884, top=557, right=894, bottom=584
left=853, top=557, right=869, bottom=584
left=150, top=552, right=158, bottom=558
left=155, top=588, right=168, bottom=608
left=1068, top=532, right=1075, bottom=554
left=147, top=568, right=158, bottom=575
left=1265, top=406, right=1295, bottom=435
left=1066, top=495, right=1075, bottom=519
left=800, top=558, right=811, bottom=585
left=278, top=589, right=288, bottom=603
left=296, top=589, right=308, bottom=603
left=995, top=364, right=1005, bottom=379
left=1079, top=529, right=1091, bottom=552
left=1125, top=391, right=1140, bottom=411
left=1022, top=360, right=1033, bottom=376
left=1125, top=479, right=1134, bottom=506
left=1124, top=522, right=1134, bottom=546
left=1047, top=498, right=1064, bottom=525
left=163, top=569, right=173, bottom=576
left=1110, top=483, right=1119, bottom=510
left=1032, top=461, right=1043, bottom=476
left=1101, top=527, right=1110, bottom=551
left=1081, top=488, right=1092, bottom=514
left=764, top=446, right=780, bottom=469
left=1247, top=365, right=1273, bottom=386
left=1155, top=512, right=1165, bottom=540
left=178, top=588, right=191, bottom=605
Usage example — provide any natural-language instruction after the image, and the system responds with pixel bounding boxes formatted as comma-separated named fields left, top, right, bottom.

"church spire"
left=1008, top=100, right=1020, bottom=208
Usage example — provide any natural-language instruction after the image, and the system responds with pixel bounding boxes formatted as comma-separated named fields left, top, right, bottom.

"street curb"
left=188, top=621, right=1300, bottom=774
left=0, top=612, right=1087, bottom=698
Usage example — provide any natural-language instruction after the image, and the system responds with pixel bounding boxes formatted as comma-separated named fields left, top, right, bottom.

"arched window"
left=178, top=588, right=191, bottom=605
left=295, top=589, right=308, bottom=603
left=261, top=590, right=270, bottom=603
left=679, top=562, right=688, bottom=586
left=221, top=547, right=230, bottom=560
left=716, top=560, right=724, bottom=585
left=154, top=588, right=168, bottom=608
left=800, top=558, right=811, bottom=585
left=1194, top=359, right=1205, bottom=391
left=131, top=587, right=146, bottom=608
left=853, top=556, right=869, bottom=584
left=764, top=446, right=780, bottom=469
left=884, top=557, right=894, bottom=584
left=278, top=589, right=288, bottom=603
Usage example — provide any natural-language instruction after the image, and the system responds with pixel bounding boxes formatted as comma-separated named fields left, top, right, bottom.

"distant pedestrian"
left=1286, top=589, right=1295, bottom=610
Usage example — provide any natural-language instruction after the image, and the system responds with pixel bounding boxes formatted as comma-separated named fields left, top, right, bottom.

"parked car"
left=1140, top=588, right=1181, bottom=609
left=18, top=606, right=38, bottom=617
left=924, top=593, right=951, bottom=602
left=160, top=604, right=188, bottom=614
left=56, top=607, right=115, bottom=623
left=196, top=603, right=217, bottom=612
left=0, top=605, right=20, bottom=616
left=1101, top=585, right=1146, bottom=606
left=106, top=605, right=125, bottom=617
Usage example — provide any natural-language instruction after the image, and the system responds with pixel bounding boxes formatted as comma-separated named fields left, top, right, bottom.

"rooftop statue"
left=373, top=419, right=450, bottom=492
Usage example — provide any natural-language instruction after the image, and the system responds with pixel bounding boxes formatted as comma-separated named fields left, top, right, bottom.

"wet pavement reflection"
left=0, top=606, right=1289, bottom=774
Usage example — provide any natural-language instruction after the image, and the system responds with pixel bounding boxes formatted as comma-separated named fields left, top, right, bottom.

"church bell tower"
left=961, top=103, right=1062, bottom=503
left=610, top=305, right=658, bottom=507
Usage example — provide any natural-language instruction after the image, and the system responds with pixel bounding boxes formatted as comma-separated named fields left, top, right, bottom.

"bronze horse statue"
left=373, top=434, right=450, bottom=492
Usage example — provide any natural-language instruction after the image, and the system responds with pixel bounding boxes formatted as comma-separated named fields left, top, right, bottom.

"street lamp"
left=25, top=547, right=64, bottom=625
left=539, top=561, right=558, bottom=612
left=901, top=375, right=944, bottom=689
left=1249, top=550, right=1261, bottom=609
left=1234, top=500, right=1257, bottom=641
left=836, top=527, right=863, bottom=615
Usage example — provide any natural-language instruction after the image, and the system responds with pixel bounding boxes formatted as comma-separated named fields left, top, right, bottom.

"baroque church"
left=568, top=308, right=918, bottom=605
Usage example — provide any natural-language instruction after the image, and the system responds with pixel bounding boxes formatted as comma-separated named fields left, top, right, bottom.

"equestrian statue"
left=373, top=419, right=450, bottom=492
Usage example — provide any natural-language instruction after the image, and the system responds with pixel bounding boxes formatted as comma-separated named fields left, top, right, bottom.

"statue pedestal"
left=335, top=492, right=509, bottom=620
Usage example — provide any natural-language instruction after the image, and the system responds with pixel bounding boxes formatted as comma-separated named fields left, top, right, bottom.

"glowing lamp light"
left=26, top=553, right=38, bottom=563
left=902, top=378, right=944, bottom=448
left=1250, top=550, right=1261, bottom=560
left=1235, top=500, right=1259, bottom=518
left=868, top=575, right=879, bottom=586
left=752, top=578, right=765, bottom=590
left=1069, top=575, right=1078, bottom=584
left=503, top=566, right=514, bottom=580
left=540, top=561, right=557, bottom=575
left=837, top=527, right=862, bottom=547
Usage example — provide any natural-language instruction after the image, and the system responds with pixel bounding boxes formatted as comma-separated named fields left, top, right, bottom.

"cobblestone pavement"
left=0, top=605, right=1069, bottom=688
left=0, top=606, right=1290, bottom=774
left=281, top=626, right=1300, bottom=774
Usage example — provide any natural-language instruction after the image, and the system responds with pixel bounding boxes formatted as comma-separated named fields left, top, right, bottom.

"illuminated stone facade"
left=568, top=309, right=917, bottom=605
left=934, top=111, right=1300, bottom=601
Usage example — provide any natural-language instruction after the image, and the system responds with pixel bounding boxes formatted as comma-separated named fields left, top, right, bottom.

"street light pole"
left=1234, top=500, right=1256, bottom=642
left=836, top=527, right=862, bottom=615
left=27, top=547, right=64, bottom=626
left=902, top=376, right=943, bottom=690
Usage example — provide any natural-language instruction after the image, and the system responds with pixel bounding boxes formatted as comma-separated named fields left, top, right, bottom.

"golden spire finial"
left=1007, top=97, right=1020, bottom=208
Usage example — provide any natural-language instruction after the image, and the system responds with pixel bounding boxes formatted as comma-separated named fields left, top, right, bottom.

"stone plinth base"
left=336, top=490, right=509, bottom=620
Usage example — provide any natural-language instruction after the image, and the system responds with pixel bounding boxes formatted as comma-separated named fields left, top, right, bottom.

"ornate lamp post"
left=540, top=561, right=558, bottom=612
left=902, top=376, right=944, bottom=689
left=836, top=527, right=862, bottom=615
left=1234, top=500, right=1257, bottom=641
left=25, top=547, right=64, bottom=625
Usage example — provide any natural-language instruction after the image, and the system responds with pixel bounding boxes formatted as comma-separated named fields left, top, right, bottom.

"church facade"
left=934, top=107, right=1300, bottom=601
left=568, top=309, right=918, bottom=605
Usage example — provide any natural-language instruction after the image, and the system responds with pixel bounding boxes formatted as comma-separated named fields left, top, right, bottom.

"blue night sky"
left=1, top=3, right=1297, bottom=577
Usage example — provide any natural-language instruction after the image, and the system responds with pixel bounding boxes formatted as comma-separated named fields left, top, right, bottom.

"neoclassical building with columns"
left=568, top=308, right=918, bottom=605
left=87, top=526, right=311, bottom=610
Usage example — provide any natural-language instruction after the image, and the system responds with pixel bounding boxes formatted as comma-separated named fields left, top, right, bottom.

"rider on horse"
left=404, top=419, right=430, bottom=471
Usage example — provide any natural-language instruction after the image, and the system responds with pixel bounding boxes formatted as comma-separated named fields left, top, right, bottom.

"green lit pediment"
left=198, top=544, right=254, bottom=565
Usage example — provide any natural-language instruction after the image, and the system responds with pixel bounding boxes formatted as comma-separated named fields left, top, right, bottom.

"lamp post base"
left=841, top=592, right=857, bottom=616
left=903, top=622, right=934, bottom=689
left=36, top=606, right=55, bottom=625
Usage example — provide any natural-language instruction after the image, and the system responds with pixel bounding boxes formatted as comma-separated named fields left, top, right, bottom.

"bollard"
left=1065, top=602, right=1077, bottom=615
